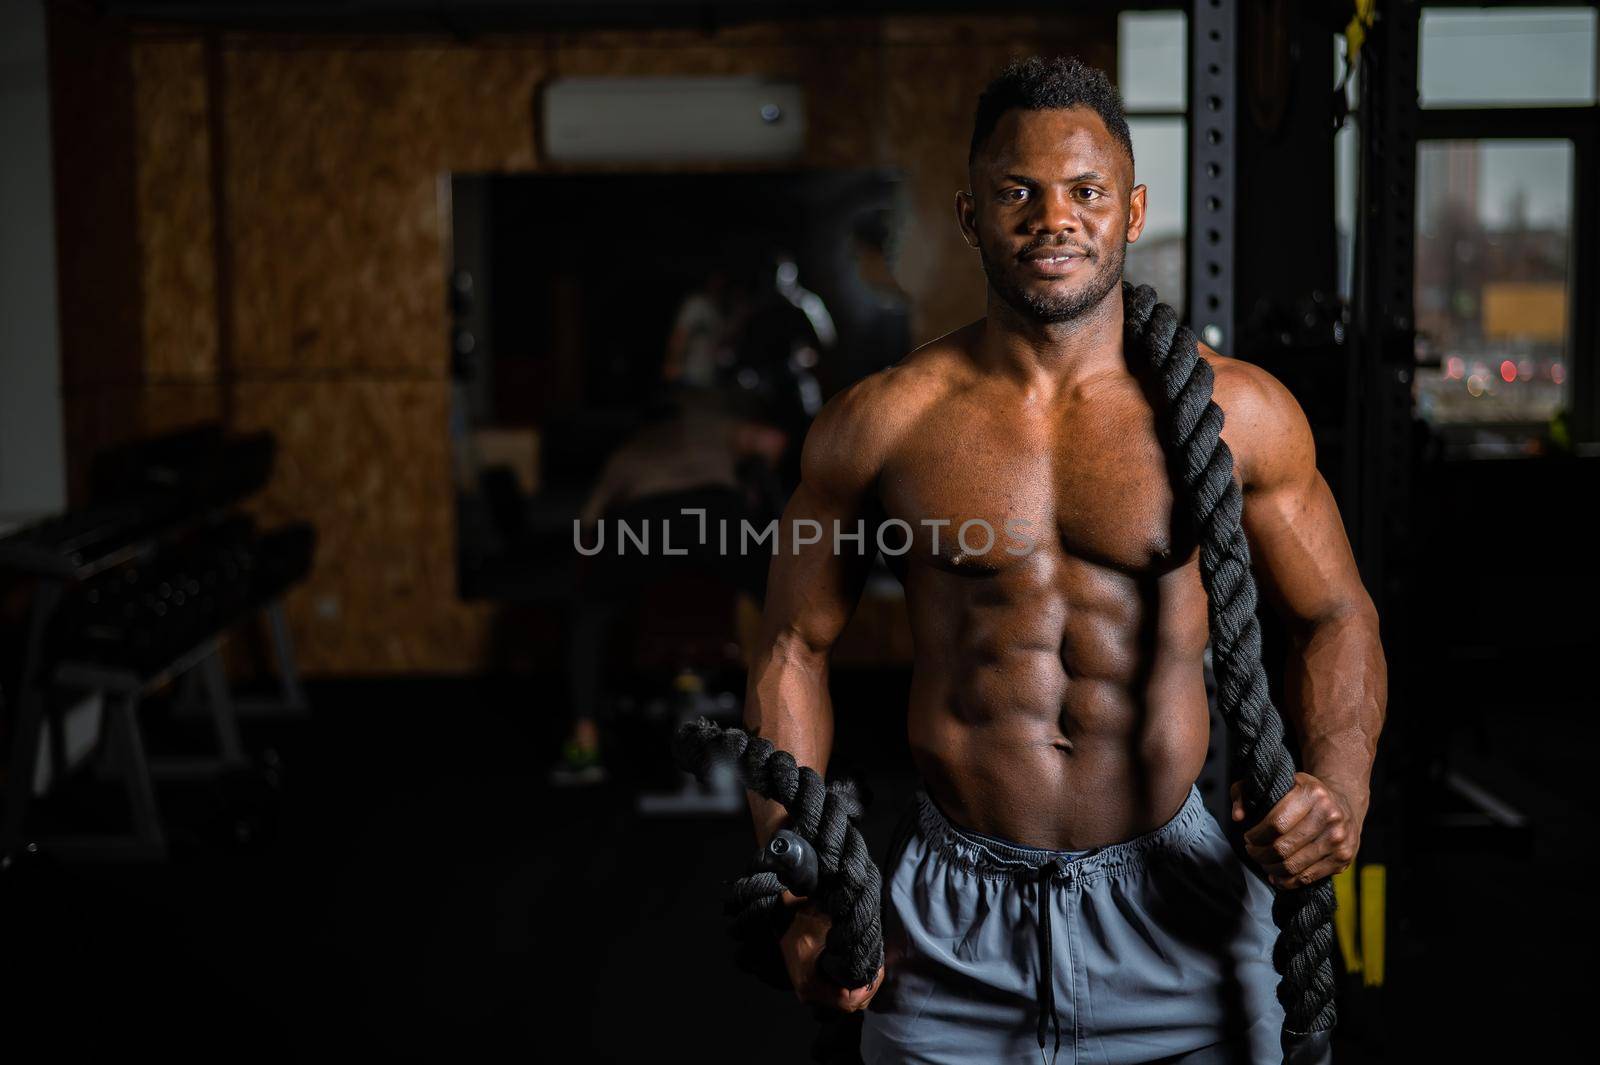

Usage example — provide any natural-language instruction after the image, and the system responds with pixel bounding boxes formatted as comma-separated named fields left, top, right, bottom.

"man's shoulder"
left=802, top=326, right=975, bottom=492
left=822, top=325, right=974, bottom=429
left=1198, top=343, right=1315, bottom=488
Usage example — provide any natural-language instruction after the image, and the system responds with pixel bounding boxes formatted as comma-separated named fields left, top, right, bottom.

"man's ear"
left=954, top=189, right=979, bottom=249
left=1126, top=183, right=1148, bottom=245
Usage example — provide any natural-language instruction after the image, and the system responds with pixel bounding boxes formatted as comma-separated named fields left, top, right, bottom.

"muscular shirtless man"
left=742, top=57, right=1386, bottom=1063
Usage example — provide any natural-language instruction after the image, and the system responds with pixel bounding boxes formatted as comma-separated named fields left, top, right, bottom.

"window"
left=1409, top=5, right=1598, bottom=446
left=1120, top=10, right=1188, bottom=313
left=1419, top=7, right=1597, bottom=108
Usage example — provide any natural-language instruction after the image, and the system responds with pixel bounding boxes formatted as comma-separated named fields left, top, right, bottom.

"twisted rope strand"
left=1122, top=282, right=1337, bottom=1039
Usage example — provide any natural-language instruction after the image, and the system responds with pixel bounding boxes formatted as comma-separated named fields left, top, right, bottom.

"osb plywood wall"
left=50, top=6, right=1114, bottom=674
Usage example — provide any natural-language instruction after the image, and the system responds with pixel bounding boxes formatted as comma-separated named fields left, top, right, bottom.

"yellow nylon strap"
left=1345, top=0, right=1378, bottom=62
left=1360, top=864, right=1387, bottom=987
left=1332, top=866, right=1361, bottom=974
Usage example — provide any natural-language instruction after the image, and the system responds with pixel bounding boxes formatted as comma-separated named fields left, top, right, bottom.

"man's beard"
left=978, top=239, right=1126, bottom=324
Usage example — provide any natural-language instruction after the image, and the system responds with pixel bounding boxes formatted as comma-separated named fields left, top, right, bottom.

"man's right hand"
left=777, top=890, right=885, bottom=1012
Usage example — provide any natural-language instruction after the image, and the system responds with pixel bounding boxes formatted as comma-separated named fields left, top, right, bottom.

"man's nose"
left=1027, top=188, right=1079, bottom=235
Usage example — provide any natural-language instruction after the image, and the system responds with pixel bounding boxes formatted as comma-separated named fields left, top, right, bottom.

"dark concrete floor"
left=0, top=671, right=1589, bottom=1061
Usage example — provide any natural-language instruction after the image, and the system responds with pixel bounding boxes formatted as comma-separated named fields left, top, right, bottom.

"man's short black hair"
left=968, top=56, right=1134, bottom=173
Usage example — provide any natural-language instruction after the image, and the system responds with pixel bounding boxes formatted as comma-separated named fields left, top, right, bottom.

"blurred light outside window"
left=1414, top=140, right=1574, bottom=426
left=1334, top=34, right=1360, bottom=303
left=1420, top=7, right=1597, bottom=108
left=1120, top=10, right=1187, bottom=314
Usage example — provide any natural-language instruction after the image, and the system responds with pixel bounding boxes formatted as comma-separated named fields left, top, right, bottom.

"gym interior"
left=1, top=1, right=1594, bottom=1060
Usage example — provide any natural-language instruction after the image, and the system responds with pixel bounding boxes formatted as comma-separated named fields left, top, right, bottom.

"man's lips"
left=1019, top=248, right=1090, bottom=276
left=1020, top=245, right=1091, bottom=261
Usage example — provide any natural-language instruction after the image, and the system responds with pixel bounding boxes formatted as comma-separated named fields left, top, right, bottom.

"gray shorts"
left=859, top=784, right=1284, bottom=1065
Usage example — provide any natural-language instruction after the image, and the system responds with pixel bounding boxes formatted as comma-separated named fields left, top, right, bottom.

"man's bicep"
left=759, top=384, right=886, bottom=654
left=759, top=475, right=875, bottom=656
left=1243, top=468, right=1369, bottom=629
left=1234, top=369, right=1372, bottom=629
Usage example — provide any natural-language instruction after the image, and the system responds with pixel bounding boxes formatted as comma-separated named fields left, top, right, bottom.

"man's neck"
left=976, top=283, right=1126, bottom=396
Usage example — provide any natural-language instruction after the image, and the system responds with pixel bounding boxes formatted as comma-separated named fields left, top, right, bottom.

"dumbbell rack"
left=0, top=502, right=312, bottom=862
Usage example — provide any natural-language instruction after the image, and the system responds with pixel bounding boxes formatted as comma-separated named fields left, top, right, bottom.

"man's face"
left=957, top=107, right=1146, bottom=324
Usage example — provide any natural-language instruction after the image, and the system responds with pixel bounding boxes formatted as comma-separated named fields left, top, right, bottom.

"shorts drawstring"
left=1032, top=860, right=1062, bottom=1065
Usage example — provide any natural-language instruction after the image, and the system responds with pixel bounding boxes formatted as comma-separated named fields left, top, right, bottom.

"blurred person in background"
left=728, top=249, right=835, bottom=494
left=661, top=266, right=740, bottom=390
left=551, top=386, right=788, bottom=786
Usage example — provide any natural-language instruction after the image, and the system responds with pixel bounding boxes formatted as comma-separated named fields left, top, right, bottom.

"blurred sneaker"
left=549, top=740, right=608, bottom=787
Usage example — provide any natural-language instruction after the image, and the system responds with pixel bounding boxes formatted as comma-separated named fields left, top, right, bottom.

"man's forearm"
left=744, top=631, right=835, bottom=847
left=1284, top=603, right=1387, bottom=811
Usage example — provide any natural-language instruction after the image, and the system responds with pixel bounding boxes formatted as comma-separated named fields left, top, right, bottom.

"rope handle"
left=672, top=718, right=884, bottom=989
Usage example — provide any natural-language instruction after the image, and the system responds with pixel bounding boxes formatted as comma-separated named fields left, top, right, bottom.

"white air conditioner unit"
left=540, top=76, right=806, bottom=163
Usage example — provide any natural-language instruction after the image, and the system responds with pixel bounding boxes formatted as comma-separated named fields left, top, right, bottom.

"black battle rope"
left=672, top=721, right=884, bottom=988
left=673, top=281, right=1335, bottom=1063
left=1121, top=281, right=1337, bottom=1058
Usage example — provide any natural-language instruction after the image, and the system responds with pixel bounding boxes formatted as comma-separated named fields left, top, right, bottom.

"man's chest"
left=875, top=388, right=1194, bottom=576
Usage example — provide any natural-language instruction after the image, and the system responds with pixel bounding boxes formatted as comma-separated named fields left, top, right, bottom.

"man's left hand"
left=1230, top=773, right=1365, bottom=890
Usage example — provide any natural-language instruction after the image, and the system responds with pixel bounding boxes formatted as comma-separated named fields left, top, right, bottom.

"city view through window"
left=1413, top=139, right=1573, bottom=427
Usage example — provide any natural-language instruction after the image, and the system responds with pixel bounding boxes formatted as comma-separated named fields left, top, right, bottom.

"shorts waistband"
left=912, top=783, right=1212, bottom=885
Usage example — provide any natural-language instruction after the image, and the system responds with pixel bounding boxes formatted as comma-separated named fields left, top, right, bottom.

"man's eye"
left=1076, top=188, right=1102, bottom=201
left=1002, top=188, right=1029, bottom=203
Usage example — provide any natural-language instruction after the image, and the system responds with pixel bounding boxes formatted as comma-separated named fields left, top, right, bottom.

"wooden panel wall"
left=52, top=9, right=1113, bottom=674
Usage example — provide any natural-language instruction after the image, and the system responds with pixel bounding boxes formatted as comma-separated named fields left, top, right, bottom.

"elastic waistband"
left=913, top=783, right=1212, bottom=885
